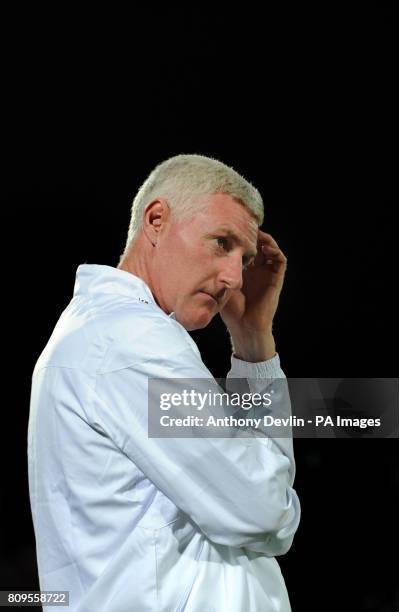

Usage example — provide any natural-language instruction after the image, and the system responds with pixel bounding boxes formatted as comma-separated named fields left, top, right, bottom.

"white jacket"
left=28, top=264, right=300, bottom=612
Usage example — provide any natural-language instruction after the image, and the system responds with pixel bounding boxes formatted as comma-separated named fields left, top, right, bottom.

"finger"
left=261, top=243, right=286, bottom=260
left=262, top=243, right=280, bottom=252
left=257, top=230, right=278, bottom=246
left=259, top=239, right=279, bottom=254
left=261, top=245, right=287, bottom=269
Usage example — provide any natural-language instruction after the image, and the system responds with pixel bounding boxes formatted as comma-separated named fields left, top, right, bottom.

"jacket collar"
left=73, top=264, right=176, bottom=320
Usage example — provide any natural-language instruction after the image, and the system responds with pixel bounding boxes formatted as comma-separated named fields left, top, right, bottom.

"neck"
left=117, top=238, right=162, bottom=309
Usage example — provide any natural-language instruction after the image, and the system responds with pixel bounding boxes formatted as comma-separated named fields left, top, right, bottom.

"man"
left=28, top=154, right=300, bottom=611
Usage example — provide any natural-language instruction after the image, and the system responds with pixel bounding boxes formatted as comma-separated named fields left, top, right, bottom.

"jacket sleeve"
left=225, top=352, right=300, bottom=555
left=92, top=317, right=300, bottom=556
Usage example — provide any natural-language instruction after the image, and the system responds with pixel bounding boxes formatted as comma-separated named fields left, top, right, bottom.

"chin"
left=178, top=309, right=214, bottom=331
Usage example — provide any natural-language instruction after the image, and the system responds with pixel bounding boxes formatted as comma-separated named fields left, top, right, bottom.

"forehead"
left=196, top=193, right=259, bottom=242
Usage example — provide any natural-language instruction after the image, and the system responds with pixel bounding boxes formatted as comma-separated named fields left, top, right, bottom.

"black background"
left=1, top=5, right=398, bottom=611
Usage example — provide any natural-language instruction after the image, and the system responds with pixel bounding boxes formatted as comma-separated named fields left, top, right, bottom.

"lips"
left=200, top=291, right=218, bottom=304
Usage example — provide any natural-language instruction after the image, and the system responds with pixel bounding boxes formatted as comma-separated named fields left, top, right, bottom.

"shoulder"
left=35, top=294, right=201, bottom=376
left=95, top=300, right=202, bottom=374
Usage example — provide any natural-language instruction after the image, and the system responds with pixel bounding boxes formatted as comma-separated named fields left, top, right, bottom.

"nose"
left=218, top=254, right=243, bottom=291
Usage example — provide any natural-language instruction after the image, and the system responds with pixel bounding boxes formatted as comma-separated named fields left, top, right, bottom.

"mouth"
left=200, top=291, right=219, bottom=305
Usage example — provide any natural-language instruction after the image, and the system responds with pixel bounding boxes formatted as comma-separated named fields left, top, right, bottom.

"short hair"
left=121, top=154, right=264, bottom=256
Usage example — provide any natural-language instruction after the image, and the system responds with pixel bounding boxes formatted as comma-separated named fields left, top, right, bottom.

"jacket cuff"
left=230, top=353, right=283, bottom=379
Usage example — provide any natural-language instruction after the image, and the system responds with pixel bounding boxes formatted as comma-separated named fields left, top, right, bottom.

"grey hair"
left=121, top=154, right=264, bottom=256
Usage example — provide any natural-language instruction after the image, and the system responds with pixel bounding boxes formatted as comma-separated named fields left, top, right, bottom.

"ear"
left=142, top=199, right=170, bottom=246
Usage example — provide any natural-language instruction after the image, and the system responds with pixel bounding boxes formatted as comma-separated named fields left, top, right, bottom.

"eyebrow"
left=210, top=227, right=257, bottom=261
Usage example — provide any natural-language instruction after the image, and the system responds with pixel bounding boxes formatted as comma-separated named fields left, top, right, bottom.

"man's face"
left=152, top=193, right=259, bottom=330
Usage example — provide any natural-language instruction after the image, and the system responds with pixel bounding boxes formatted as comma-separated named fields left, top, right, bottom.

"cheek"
left=158, top=237, right=214, bottom=297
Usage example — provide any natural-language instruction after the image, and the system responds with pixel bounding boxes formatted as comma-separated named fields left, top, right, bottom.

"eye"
left=216, top=237, right=228, bottom=250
